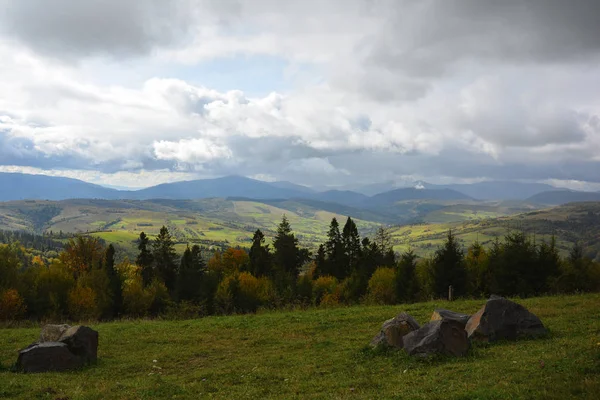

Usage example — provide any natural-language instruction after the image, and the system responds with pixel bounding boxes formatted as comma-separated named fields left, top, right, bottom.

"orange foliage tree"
left=60, top=236, right=105, bottom=276
left=0, top=288, right=27, bottom=321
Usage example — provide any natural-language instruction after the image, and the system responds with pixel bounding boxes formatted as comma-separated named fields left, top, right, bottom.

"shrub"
left=313, top=276, right=338, bottom=305
left=0, top=289, right=27, bottom=321
left=122, top=277, right=154, bottom=317
left=367, top=267, right=397, bottom=305
left=215, top=274, right=240, bottom=314
left=319, top=292, right=340, bottom=307
left=237, top=272, right=262, bottom=313
left=34, top=260, right=75, bottom=319
left=78, top=268, right=113, bottom=318
left=296, top=274, right=313, bottom=305
left=148, top=279, right=171, bottom=316
left=68, top=285, right=100, bottom=321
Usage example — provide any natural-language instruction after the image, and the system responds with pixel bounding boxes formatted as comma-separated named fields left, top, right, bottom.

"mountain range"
left=1, top=172, right=598, bottom=207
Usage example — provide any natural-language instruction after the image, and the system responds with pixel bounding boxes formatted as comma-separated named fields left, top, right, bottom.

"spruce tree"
left=249, top=229, right=272, bottom=277
left=136, top=232, right=154, bottom=286
left=314, top=244, right=326, bottom=278
left=432, top=230, right=466, bottom=298
left=325, top=218, right=344, bottom=279
left=152, top=226, right=178, bottom=293
left=273, top=215, right=301, bottom=293
left=177, top=244, right=206, bottom=302
left=396, top=249, right=418, bottom=303
left=342, top=217, right=362, bottom=276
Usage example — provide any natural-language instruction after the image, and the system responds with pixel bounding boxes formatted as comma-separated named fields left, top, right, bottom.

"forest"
left=1, top=215, right=599, bottom=322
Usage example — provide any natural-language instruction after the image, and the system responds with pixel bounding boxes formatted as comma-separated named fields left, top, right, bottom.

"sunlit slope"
left=390, top=202, right=600, bottom=260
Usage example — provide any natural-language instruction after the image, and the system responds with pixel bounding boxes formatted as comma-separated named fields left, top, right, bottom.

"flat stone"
left=16, top=342, right=83, bottom=373
left=430, top=309, right=471, bottom=328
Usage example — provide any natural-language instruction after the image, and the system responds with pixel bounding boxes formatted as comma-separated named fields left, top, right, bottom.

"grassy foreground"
left=1, top=294, right=599, bottom=399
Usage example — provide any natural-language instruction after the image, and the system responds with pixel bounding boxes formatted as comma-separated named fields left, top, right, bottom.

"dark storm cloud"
left=0, top=0, right=195, bottom=59
left=369, top=0, right=600, bottom=74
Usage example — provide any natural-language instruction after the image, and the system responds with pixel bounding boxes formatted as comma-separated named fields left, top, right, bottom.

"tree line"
left=1, top=216, right=599, bottom=321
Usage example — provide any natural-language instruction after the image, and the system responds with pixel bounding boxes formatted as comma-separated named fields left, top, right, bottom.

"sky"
left=0, top=0, right=599, bottom=190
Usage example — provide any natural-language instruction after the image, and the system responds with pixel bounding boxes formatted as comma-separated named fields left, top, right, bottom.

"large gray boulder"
left=403, top=319, right=470, bottom=357
left=370, top=312, right=420, bottom=349
left=16, top=324, right=99, bottom=373
left=430, top=309, right=471, bottom=328
left=39, top=324, right=71, bottom=342
left=16, top=342, right=84, bottom=373
left=465, top=295, right=548, bottom=341
left=58, top=325, right=99, bottom=363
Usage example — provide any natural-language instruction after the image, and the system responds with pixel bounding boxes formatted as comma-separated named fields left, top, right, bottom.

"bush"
left=296, top=274, right=313, bottom=305
left=0, top=289, right=27, bottom=321
left=313, top=276, right=337, bottom=305
left=34, top=260, right=75, bottom=319
left=78, top=268, right=113, bottom=318
left=319, top=292, right=340, bottom=307
left=67, top=285, right=100, bottom=321
left=215, top=274, right=239, bottom=314
left=367, top=267, right=397, bottom=305
left=148, top=279, right=171, bottom=316
left=122, top=277, right=154, bottom=317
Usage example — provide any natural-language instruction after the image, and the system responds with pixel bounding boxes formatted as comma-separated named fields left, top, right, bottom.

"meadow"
left=1, top=293, right=599, bottom=399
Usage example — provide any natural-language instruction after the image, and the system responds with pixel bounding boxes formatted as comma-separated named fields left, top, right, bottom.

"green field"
left=1, top=293, right=599, bottom=399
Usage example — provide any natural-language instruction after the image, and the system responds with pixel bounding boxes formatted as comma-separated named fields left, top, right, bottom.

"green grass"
left=1, top=293, right=599, bottom=399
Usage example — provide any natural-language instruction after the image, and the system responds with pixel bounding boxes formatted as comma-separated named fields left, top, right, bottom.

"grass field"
left=1, top=293, right=599, bottom=399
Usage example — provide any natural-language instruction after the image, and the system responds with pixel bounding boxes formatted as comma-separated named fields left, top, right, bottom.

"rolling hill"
left=0, top=172, right=119, bottom=201
left=527, top=190, right=600, bottom=205
left=0, top=198, right=382, bottom=256
left=388, top=202, right=600, bottom=261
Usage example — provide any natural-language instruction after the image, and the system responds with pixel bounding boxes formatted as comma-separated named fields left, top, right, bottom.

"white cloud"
left=0, top=1, right=600, bottom=188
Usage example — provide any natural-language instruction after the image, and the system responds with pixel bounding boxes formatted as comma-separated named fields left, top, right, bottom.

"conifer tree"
left=152, top=226, right=178, bottom=293
left=325, top=218, right=344, bottom=279
left=249, top=229, right=272, bottom=277
left=342, top=217, right=362, bottom=276
left=136, top=232, right=154, bottom=286
left=273, top=215, right=301, bottom=293
left=177, top=244, right=206, bottom=302
left=396, top=249, right=418, bottom=303
left=433, top=230, right=466, bottom=298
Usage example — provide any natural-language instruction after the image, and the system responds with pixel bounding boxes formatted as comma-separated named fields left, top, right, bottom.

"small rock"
left=430, top=309, right=471, bottom=328
left=465, top=295, right=548, bottom=341
left=16, top=342, right=84, bottom=373
left=370, top=312, right=420, bottom=349
left=403, top=319, right=470, bottom=357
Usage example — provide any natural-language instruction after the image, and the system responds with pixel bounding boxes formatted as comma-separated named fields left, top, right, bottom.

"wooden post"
left=448, top=285, right=453, bottom=302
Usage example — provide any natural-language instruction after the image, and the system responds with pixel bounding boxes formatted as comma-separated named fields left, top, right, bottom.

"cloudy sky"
left=1, top=0, right=599, bottom=190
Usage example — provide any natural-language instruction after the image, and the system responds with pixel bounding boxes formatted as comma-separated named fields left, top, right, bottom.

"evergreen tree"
left=342, top=217, right=362, bottom=276
left=325, top=218, right=344, bottom=279
left=104, top=244, right=122, bottom=317
left=432, top=230, right=466, bottom=298
left=273, top=216, right=301, bottom=294
left=152, top=226, right=178, bottom=294
left=249, top=229, right=272, bottom=277
left=396, top=249, right=418, bottom=303
left=177, top=244, right=206, bottom=302
left=536, top=236, right=561, bottom=293
left=465, top=241, right=488, bottom=296
left=314, top=244, right=326, bottom=278
left=136, top=232, right=154, bottom=286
